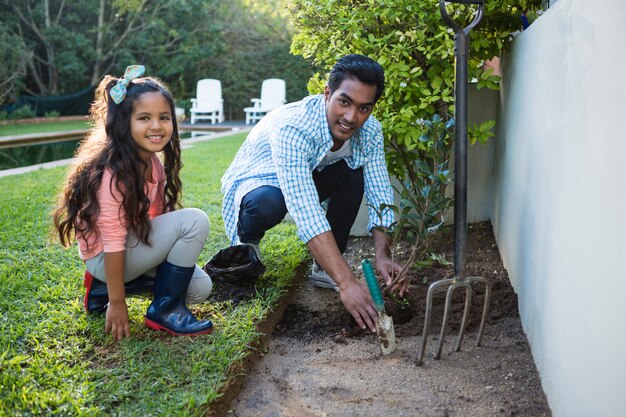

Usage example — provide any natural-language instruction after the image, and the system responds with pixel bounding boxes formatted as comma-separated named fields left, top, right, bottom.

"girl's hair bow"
left=110, top=65, right=146, bottom=104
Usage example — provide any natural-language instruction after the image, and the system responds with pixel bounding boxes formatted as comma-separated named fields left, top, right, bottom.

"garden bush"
left=10, top=105, right=36, bottom=120
left=290, top=0, right=541, bottom=271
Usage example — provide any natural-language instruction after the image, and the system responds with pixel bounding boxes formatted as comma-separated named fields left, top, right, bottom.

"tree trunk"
left=43, top=0, right=58, bottom=94
left=90, top=0, right=106, bottom=86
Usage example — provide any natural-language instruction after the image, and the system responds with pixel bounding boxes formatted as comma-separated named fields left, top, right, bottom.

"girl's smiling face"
left=130, top=91, right=173, bottom=163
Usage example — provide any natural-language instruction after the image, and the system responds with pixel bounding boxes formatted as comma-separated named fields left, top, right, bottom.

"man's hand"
left=105, top=300, right=130, bottom=341
left=375, top=255, right=408, bottom=296
left=338, top=279, right=379, bottom=333
left=373, top=228, right=409, bottom=296
left=307, top=231, right=379, bottom=332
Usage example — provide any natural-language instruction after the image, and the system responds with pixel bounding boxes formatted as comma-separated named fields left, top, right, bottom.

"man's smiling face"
left=324, top=77, right=377, bottom=150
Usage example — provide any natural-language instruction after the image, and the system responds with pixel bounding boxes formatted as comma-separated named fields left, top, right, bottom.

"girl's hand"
left=105, top=300, right=130, bottom=341
left=103, top=251, right=129, bottom=340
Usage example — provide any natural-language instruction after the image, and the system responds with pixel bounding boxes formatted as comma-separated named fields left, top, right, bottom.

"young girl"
left=54, top=65, right=213, bottom=340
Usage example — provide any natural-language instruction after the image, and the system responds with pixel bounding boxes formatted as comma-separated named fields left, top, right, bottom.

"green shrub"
left=176, top=98, right=192, bottom=114
left=291, top=0, right=540, bottom=273
left=10, top=104, right=36, bottom=120
left=44, top=110, right=60, bottom=118
left=375, top=115, right=454, bottom=279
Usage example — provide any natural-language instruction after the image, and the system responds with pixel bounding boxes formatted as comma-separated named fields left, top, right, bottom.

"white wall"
left=453, top=86, right=498, bottom=224
left=492, top=1, right=626, bottom=416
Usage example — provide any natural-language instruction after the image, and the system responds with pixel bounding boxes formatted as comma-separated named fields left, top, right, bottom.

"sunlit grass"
left=0, top=133, right=308, bottom=416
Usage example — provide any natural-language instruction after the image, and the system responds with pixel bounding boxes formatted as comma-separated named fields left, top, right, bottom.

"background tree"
left=290, top=0, right=541, bottom=277
left=0, top=26, right=28, bottom=104
left=0, top=0, right=223, bottom=97
left=0, top=0, right=313, bottom=118
left=197, top=0, right=313, bottom=120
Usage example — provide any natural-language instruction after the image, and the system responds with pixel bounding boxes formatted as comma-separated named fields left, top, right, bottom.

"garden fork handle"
left=440, top=0, right=485, bottom=37
left=439, top=0, right=484, bottom=279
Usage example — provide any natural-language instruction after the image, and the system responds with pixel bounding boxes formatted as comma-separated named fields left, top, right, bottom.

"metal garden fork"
left=417, top=0, right=491, bottom=366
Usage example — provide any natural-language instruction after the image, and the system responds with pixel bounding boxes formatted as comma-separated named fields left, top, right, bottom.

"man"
left=221, top=54, right=406, bottom=332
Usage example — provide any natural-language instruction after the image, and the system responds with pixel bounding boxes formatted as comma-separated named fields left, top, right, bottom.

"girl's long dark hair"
left=53, top=75, right=183, bottom=248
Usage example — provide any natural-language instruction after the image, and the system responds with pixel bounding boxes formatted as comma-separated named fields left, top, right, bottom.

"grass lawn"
left=0, top=120, right=90, bottom=137
left=0, top=133, right=308, bottom=416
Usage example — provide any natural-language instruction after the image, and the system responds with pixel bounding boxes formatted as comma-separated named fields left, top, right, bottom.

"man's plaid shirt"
left=220, top=94, right=394, bottom=244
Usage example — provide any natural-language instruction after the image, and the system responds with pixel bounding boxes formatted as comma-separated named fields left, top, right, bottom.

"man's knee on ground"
left=241, top=187, right=286, bottom=221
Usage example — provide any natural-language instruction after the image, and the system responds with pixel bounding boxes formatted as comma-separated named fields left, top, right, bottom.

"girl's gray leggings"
left=85, top=208, right=212, bottom=304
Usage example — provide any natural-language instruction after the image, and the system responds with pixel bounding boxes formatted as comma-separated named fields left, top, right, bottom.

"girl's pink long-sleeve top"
left=77, top=154, right=166, bottom=260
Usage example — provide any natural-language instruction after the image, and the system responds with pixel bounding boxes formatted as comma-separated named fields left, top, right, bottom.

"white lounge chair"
left=244, top=79, right=286, bottom=125
left=190, top=79, right=224, bottom=124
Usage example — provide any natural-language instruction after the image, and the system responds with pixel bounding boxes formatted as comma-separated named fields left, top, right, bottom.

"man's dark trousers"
left=237, top=160, right=364, bottom=253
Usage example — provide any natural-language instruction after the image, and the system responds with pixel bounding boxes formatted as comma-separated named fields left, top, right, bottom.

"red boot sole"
left=144, top=318, right=213, bottom=336
left=83, top=271, right=94, bottom=312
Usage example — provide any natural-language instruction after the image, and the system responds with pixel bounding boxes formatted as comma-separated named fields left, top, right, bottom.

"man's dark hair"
left=328, top=54, right=385, bottom=103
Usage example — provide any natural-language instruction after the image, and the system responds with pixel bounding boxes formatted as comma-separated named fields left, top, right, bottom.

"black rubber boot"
left=83, top=271, right=155, bottom=314
left=144, top=261, right=213, bottom=336
left=83, top=271, right=108, bottom=314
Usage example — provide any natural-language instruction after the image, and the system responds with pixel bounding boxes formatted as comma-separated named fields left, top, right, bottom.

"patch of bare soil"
left=227, top=222, right=551, bottom=417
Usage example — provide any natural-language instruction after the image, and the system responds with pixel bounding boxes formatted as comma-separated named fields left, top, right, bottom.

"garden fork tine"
left=466, top=276, right=491, bottom=346
left=417, top=277, right=455, bottom=365
left=437, top=280, right=472, bottom=359
left=417, top=276, right=491, bottom=365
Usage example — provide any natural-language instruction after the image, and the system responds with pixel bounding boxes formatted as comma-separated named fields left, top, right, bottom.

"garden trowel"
left=361, top=259, right=396, bottom=355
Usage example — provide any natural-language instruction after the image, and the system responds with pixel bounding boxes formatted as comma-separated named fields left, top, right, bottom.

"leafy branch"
left=374, top=114, right=455, bottom=291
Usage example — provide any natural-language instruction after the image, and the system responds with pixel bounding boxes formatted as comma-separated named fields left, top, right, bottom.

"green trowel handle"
left=361, top=259, right=385, bottom=312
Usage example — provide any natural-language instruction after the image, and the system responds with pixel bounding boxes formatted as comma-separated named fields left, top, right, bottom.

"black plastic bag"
left=203, top=245, right=266, bottom=304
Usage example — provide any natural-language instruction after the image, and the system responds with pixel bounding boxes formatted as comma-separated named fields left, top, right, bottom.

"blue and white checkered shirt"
left=221, top=94, right=394, bottom=244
